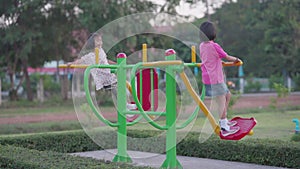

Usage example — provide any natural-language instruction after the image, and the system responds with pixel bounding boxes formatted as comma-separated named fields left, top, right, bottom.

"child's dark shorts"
left=204, top=83, right=229, bottom=97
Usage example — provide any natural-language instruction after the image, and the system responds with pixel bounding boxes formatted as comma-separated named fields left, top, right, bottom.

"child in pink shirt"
left=199, top=21, right=241, bottom=137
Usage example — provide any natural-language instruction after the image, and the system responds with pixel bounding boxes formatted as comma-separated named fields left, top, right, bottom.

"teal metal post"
left=161, top=49, right=182, bottom=169
left=293, top=118, right=299, bottom=134
left=113, top=53, right=132, bottom=163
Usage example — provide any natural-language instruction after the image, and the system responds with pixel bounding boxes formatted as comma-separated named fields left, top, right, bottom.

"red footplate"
left=220, top=117, right=257, bottom=140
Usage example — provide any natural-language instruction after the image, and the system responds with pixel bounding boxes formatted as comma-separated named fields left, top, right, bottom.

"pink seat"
left=220, top=117, right=257, bottom=140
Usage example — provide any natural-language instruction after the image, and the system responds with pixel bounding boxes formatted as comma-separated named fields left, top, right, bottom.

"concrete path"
left=72, top=149, right=288, bottom=169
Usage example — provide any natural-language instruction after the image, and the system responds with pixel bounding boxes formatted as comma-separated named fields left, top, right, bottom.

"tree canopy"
left=210, top=0, right=300, bottom=78
left=1, top=0, right=299, bottom=100
left=0, top=0, right=175, bottom=100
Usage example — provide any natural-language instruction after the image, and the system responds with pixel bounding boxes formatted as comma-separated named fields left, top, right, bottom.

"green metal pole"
left=113, top=53, right=132, bottom=163
left=150, top=69, right=154, bottom=111
left=84, top=65, right=119, bottom=127
left=139, top=69, right=143, bottom=106
left=201, top=84, right=206, bottom=101
left=161, top=49, right=182, bottom=169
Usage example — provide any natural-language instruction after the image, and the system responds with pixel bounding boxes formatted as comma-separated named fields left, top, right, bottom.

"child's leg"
left=216, top=93, right=239, bottom=135
left=220, top=92, right=237, bottom=126
left=222, top=92, right=231, bottom=119
left=216, top=94, right=227, bottom=119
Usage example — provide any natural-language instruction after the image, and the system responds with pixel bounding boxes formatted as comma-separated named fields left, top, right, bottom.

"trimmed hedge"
left=0, top=144, right=150, bottom=169
left=0, top=130, right=165, bottom=153
left=0, top=130, right=300, bottom=168
left=177, top=134, right=300, bottom=168
left=0, top=130, right=102, bottom=153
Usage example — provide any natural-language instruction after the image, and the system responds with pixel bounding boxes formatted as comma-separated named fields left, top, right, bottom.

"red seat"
left=137, top=69, right=158, bottom=111
left=127, top=69, right=158, bottom=122
left=220, top=117, right=257, bottom=140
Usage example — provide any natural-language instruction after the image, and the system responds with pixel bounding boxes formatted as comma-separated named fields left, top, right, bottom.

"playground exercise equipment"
left=60, top=46, right=158, bottom=123
left=59, top=44, right=256, bottom=169
left=131, top=44, right=158, bottom=121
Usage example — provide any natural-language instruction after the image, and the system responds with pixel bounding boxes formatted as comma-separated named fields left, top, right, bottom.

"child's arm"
left=108, top=60, right=116, bottom=64
left=224, top=55, right=241, bottom=63
left=66, top=58, right=83, bottom=67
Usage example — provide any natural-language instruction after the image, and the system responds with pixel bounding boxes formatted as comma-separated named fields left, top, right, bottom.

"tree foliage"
left=0, top=0, right=178, bottom=101
left=2, top=0, right=299, bottom=101
left=211, top=0, right=300, bottom=78
left=1, top=0, right=48, bottom=100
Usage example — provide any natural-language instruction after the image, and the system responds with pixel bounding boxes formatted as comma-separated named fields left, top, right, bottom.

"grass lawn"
left=128, top=109, right=300, bottom=142
left=0, top=102, right=299, bottom=142
left=242, top=110, right=299, bottom=141
left=0, top=106, right=75, bottom=117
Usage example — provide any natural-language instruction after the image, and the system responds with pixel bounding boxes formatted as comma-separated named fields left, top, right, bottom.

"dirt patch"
left=232, top=93, right=300, bottom=111
left=0, top=113, right=78, bottom=125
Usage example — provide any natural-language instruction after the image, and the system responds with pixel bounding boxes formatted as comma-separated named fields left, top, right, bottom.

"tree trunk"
left=8, top=67, right=18, bottom=101
left=0, top=79, right=2, bottom=106
left=23, top=59, right=34, bottom=101
left=37, top=78, right=44, bottom=102
left=205, top=0, right=211, bottom=21
left=60, top=74, right=69, bottom=100
left=9, top=89, right=18, bottom=101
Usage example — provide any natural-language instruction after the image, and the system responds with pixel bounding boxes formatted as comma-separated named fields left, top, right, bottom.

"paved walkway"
left=72, top=149, right=288, bottom=169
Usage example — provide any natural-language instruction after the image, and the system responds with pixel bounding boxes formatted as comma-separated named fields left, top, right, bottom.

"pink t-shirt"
left=199, top=41, right=227, bottom=85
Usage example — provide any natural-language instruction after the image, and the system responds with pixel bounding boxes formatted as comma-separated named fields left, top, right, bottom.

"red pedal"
left=220, top=117, right=257, bottom=140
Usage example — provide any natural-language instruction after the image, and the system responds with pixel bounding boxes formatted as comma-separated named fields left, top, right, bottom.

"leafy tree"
left=263, top=0, right=300, bottom=77
left=75, top=0, right=158, bottom=32
left=1, top=0, right=80, bottom=101
left=0, top=0, right=184, bottom=101
left=74, top=0, right=159, bottom=61
left=0, top=0, right=48, bottom=100
left=209, top=0, right=299, bottom=79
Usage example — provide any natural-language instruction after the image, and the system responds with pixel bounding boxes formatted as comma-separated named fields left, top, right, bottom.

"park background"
left=0, top=0, right=300, bottom=168
left=0, top=0, right=299, bottom=101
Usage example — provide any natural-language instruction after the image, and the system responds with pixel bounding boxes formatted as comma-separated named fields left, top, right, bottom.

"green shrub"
left=269, top=74, right=284, bottom=90
left=269, top=83, right=290, bottom=110
left=26, top=74, right=61, bottom=94
left=244, top=77, right=262, bottom=93
left=0, top=130, right=299, bottom=168
left=0, top=130, right=101, bottom=153
left=291, top=134, right=300, bottom=142
left=273, top=83, right=290, bottom=98
left=0, top=130, right=164, bottom=153
left=0, top=145, right=149, bottom=169
left=177, top=134, right=300, bottom=168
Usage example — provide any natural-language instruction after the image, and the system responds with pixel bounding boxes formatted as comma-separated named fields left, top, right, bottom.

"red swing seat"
left=220, top=117, right=257, bottom=140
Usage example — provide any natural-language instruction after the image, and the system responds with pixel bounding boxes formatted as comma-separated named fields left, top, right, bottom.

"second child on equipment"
left=199, top=21, right=242, bottom=137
